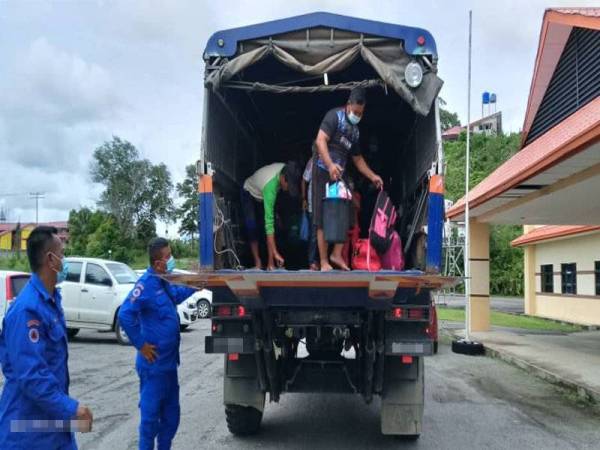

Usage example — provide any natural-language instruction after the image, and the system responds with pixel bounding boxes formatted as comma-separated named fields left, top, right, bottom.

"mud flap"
left=223, top=354, right=265, bottom=412
left=381, top=356, right=424, bottom=435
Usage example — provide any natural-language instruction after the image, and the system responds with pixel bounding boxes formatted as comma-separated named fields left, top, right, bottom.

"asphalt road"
left=436, top=294, right=525, bottom=314
left=2, top=320, right=599, bottom=449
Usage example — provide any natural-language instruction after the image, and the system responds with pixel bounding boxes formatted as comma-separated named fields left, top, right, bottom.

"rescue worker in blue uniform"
left=0, top=226, right=93, bottom=449
left=119, top=237, right=196, bottom=450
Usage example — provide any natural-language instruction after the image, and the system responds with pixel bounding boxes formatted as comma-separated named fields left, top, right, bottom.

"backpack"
left=369, top=190, right=398, bottom=255
left=351, top=239, right=381, bottom=272
left=380, top=231, right=405, bottom=271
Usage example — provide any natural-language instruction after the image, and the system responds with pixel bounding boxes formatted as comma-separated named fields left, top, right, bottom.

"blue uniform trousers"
left=138, top=369, right=179, bottom=450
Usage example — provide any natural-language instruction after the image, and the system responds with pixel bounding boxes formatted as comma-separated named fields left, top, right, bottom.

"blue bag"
left=300, top=212, right=310, bottom=241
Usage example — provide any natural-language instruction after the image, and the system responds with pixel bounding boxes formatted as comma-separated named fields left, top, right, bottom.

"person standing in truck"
left=242, top=161, right=301, bottom=270
left=118, top=238, right=196, bottom=450
left=313, top=87, right=384, bottom=271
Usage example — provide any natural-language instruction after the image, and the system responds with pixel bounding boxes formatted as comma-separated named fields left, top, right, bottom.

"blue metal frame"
left=205, top=11, right=437, bottom=59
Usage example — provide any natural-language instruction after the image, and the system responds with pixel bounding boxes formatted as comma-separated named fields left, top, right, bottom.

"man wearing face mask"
left=118, top=237, right=196, bottom=450
left=0, top=226, right=93, bottom=449
left=313, top=87, right=384, bottom=271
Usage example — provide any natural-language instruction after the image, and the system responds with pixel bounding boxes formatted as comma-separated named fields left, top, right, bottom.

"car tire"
left=67, top=328, right=80, bottom=339
left=115, top=317, right=131, bottom=346
left=180, top=325, right=189, bottom=332
left=451, top=339, right=484, bottom=356
left=197, top=299, right=210, bottom=319
left=225, top=405, right=263, bottom=436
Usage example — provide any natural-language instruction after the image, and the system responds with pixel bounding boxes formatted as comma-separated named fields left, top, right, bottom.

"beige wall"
left=528, top=231, right=600, bottom=325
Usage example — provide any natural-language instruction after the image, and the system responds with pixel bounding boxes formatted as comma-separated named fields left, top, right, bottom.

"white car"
left=134, top=268, right=212, bottom=327
left=59, top=257, right=141, bottom=344
left=0, top=270, right=31, bottom=328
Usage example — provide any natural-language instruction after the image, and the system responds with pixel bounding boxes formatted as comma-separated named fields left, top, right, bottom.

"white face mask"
left=347, top=111, right=361, bottom=125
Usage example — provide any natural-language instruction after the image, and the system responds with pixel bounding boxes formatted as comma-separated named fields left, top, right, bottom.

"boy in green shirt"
left=242, top=162, right=301, bottom=270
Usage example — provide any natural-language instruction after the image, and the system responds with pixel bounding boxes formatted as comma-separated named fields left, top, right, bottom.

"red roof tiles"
left=511, top=225, right=600, bottom=247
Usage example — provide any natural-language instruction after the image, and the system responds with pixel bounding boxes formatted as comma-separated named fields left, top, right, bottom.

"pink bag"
left=380, top=231, right=404, bottom=271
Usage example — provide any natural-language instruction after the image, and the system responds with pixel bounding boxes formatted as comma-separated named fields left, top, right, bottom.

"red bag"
left=351, top=239, right=381, bottom=272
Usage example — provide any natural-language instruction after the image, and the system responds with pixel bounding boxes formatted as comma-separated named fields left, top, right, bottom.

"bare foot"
left=309, top=263, right=320, bottom=271
left=320, top=260, right=333, bottom=272
left=329, top=255, right=350, bottom=271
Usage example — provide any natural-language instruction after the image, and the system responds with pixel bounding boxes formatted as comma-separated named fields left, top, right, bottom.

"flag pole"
left=464, top=10, right=472, bottom=342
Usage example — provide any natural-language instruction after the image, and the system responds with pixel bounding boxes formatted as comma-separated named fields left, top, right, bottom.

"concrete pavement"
left=2, top=321, right=599, bottom=449
left=443, top=322, right=600, bottom=405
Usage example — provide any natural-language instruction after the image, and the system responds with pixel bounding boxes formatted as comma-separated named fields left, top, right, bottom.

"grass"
left=0, top=255, right=30, bottom=272
left=437, top=306, right=583, bottom=333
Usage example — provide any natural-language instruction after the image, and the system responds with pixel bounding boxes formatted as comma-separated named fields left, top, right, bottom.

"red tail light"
left=228, top=353, right=239, bottom=361
left=236, top=305, right=246, bottom=317
left=408, top=308, right=424, bottom=320
left=417, top=35, right=425, bottom=46
left=393, top=307, right=404, bottom=319
left=216, top=305, right=232, bottom=317
left=401, top=355, right=413, bottom=364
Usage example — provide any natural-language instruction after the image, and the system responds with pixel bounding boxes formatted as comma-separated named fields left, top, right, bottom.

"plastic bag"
left=300, top=212, right=310, bottom=241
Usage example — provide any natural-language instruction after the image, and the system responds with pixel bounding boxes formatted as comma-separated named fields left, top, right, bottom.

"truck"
left=171, top=12, right=455, bottom=439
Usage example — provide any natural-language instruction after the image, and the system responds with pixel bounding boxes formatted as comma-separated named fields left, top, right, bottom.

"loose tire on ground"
left=66, top=328, right=79, bottom=339
left=115, top=317, right=131, bottom=346
left=225, top=405, right=263, bottom=436
left=451, top=339, right=484, bottom=356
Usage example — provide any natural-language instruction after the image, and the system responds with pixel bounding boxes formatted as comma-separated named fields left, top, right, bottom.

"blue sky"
left=0, top=0, right=594, bottom=230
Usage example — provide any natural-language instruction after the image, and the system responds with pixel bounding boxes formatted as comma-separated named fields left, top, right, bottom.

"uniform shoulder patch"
left=27, top=319, right=41, bottom=328
left=130, top=282, right=145, bottom=302
left=28, top=327, right=40, bottom=343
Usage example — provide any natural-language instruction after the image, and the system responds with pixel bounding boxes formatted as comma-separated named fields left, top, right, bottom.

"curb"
left=441, top=326, right=600, bottom=405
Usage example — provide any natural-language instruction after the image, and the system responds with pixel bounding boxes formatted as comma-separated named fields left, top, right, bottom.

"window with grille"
left=541, top=264, right=554, bottom=293
left=561, top=263, right=577, bottom=295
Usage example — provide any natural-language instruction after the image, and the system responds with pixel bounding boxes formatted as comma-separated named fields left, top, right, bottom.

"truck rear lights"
left=393, top=307, right=404, bottom=318
left=216, top=305, right=232, bottom=317
left=401, top=355, right=413, bottom=364
left=236, top=305, right=246, bottom=317
left=417, top=35, right=426, bottom=46
left=408, top=308, right=424, bottom=320
left=228, top=353, right=239, bottom=361
left=211, top=323, right=221, bottom=333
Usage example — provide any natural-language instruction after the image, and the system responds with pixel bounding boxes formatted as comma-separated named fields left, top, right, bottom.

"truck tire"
left=225, top=405, right=263, bottom=436
left=451, top=339, right=484, bottom=356
left=115, top=317, right=131, bottom=346
left=66, top=328, right=80, bottom=339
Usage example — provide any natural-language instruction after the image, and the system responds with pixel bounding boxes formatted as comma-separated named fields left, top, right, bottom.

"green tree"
left=66, top=208, right=111, bottom=256
left=90, top=136, right=175, bottom=239
left=444, top=131, right=524, bottom=296
left=85, top=215, right=134, bottom=263
left=440, top=107, right=461, bottom=131
left=175, top=164, right=198, bottom=239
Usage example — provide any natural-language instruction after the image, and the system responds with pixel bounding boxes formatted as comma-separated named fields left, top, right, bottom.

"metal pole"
left=464, top=11, right=472, bottom=342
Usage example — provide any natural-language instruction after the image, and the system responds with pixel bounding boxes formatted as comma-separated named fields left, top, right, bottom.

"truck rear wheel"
left=225, top=405, right=263, bottom=436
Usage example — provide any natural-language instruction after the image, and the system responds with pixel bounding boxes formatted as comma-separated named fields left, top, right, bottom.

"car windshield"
left=106, top=263, right=138, bottom=284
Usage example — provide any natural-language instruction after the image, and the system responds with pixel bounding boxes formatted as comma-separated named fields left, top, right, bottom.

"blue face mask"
left=166, top=256, right=176, bottom=273
left=347, top=111, right=361, bottom=125
left=50, top=253, right=69, bottom=284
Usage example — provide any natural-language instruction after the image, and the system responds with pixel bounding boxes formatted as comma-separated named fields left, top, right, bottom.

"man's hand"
left=75, top=405, right=93, bottom=433
left=267, top=252, right=285, bottom=271
left=140, top=343, right=158, bottom=363
left=371, top=174, right=384, bottom=190
left=328, top=163, right=343, bottom=182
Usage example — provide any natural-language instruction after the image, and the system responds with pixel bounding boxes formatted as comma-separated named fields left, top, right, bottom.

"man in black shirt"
left=313, top=88, right=383, bottom=271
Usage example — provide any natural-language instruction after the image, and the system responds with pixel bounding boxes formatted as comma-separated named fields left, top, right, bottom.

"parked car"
left=59, top=257, right=140, bottom=344
left=0, top=270, right=31, bottom=327
left=134, top=268, right=213, bottom=328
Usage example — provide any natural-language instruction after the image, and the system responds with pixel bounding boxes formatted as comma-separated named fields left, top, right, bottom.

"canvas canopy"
left=205, top=29, right=443, bottom=116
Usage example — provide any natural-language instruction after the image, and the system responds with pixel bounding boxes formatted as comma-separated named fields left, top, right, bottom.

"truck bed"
left=167, top=270, right=458, bottom=309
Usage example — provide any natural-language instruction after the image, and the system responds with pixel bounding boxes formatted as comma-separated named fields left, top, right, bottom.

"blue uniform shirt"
left=118, top=268, right=196, bottom=373
left=0, top=273, right=79, bottom=450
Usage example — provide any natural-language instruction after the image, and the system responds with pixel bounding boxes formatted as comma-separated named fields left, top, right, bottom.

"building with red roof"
left=446, top=8, right=600, bottom=329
